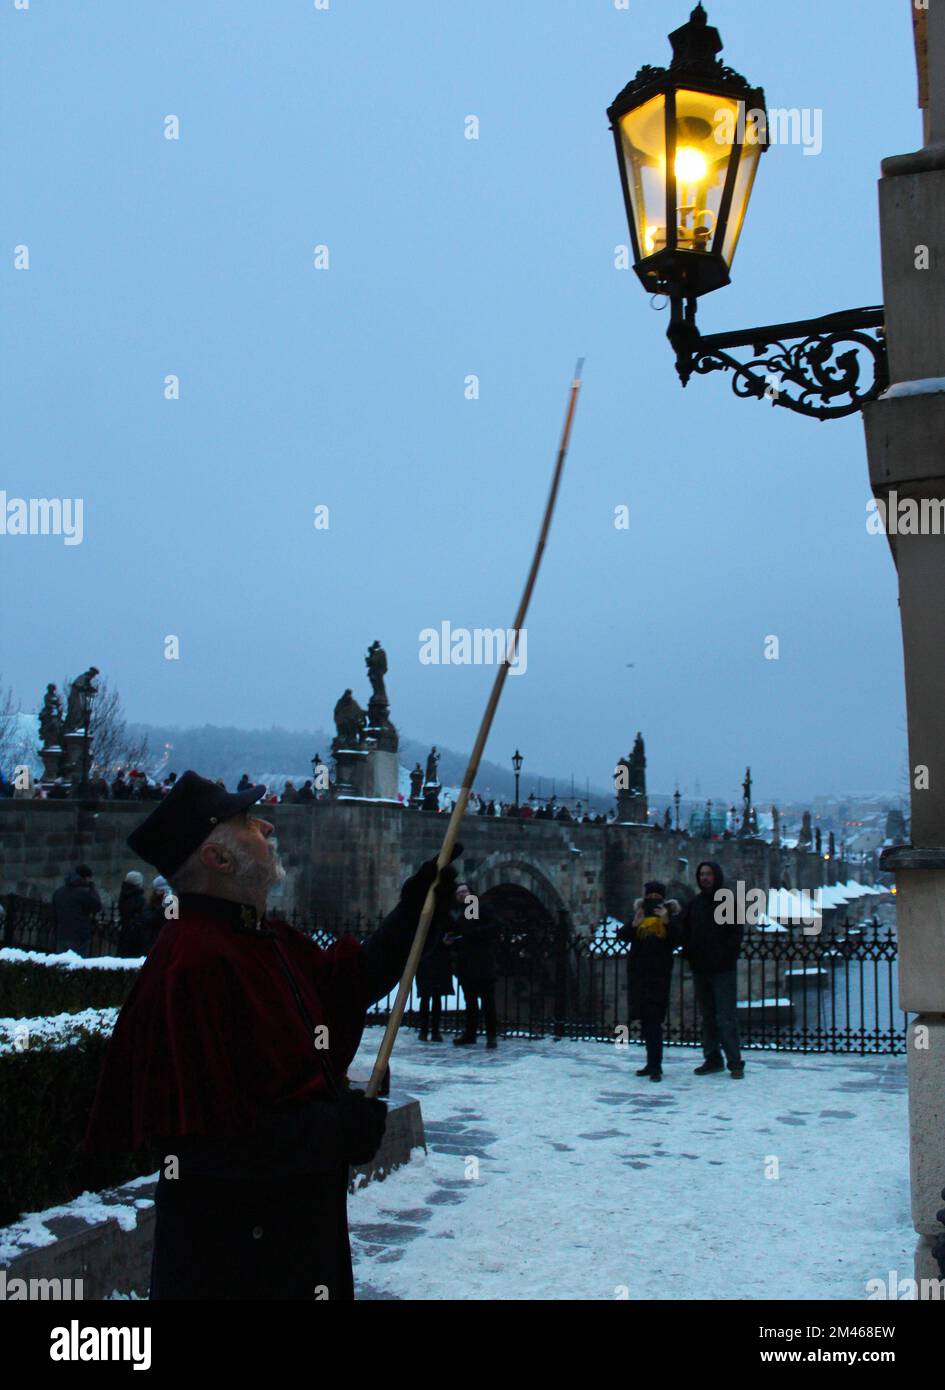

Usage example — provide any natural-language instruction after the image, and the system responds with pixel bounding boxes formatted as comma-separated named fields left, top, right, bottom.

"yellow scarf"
left=637, top=914, right=667, bottom=939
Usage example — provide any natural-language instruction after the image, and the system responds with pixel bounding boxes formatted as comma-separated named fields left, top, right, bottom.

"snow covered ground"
left=349, top=1033, right=912, bottom=1301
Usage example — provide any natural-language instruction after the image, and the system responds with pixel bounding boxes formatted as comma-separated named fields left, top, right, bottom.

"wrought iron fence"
left=1, top=897, right=904, bottom=1055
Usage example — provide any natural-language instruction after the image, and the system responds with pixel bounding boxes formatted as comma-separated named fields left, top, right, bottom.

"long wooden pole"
left=366, top=360, right=584, bottom=1098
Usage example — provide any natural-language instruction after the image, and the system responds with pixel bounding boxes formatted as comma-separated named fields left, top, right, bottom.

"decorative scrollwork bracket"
left=667, top=300, right=888, bottom=421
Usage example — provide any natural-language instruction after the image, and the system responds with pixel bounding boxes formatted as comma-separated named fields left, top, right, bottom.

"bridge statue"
left=366, top=641, right=388, bottom=704
left=424, top=746, right=440, bottom=787
left=365, top=639, right=393, bottom=738
left=64, top=667, right=99, bottom=734
left=38, top=684, right=64, bottom=749
left=332, top=689, right=366, bottom=748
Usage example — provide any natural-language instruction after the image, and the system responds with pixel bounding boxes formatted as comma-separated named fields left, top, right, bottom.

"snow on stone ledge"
left=880, top=377, right=945, bottom=399
left=0, top=1177, right=158, bottom=1264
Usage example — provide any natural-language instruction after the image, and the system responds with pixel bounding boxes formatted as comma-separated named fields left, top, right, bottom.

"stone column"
left=861, top=0, right=945, bottom=1290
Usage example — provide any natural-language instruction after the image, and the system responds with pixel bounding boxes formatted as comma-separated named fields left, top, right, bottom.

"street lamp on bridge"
left=512, top=749, right=524, bottom=809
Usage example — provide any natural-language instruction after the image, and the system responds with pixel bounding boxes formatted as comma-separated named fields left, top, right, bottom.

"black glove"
left=338, top=1088, right=388, bottom=1166
left=401, top=842, right=464, bottom=916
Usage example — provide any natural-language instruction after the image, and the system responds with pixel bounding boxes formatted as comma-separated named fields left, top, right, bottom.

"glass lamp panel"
left=720, top=140, right=762, bottom=269
left=617, top=93, right=668, bottom=259
left=672, top=89, right=741, bottom=256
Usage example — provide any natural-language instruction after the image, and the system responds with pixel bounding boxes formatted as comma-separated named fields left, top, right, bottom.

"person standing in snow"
left=52, top=864, right=103, bottom=955
left=117, top=870, right=147, bottom=956
left=679, top=861, right=744, bottom=1078
left=448, top=884, right=501, bottom=1048
left=415, top=907, right=453, bottom=1043
left=617, top=880, right=681, bottom=1082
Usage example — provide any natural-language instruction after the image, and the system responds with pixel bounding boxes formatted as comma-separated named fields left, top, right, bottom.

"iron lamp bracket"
left=667, top=299, right=888, bottom=421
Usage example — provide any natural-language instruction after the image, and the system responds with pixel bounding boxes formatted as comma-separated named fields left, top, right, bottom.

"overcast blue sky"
left=2, top=0, right=918, bottom=803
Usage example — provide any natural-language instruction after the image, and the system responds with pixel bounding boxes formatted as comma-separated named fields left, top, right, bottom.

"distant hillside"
left=127, top=722, right=615, bottom=810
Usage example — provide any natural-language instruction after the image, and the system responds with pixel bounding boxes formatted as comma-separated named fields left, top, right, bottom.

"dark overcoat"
left=619, top=900, right=681, bottom=1021
left=84, top=887, right=425, bottom=1301
left=415, top=924, right=454, bottom=997
left=52, top=874, right=102, bottom=953
left=450, top=903, right=500, bottom=983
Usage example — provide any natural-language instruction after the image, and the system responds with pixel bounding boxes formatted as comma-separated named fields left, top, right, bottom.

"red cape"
left=84, top=896, right=368, bottom=1153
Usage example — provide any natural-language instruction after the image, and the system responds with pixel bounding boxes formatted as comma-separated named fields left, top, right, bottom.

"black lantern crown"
left=610, top=5, right=758, bottom=124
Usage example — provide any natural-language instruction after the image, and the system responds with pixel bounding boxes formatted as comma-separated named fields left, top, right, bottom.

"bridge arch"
left=471, top=854, right=570, bottom=923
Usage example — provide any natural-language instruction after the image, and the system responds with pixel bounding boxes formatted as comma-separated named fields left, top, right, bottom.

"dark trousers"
left=417, top=994, right=442, bottom=1036
left=640, top=1008, right=664, bottom=1071
left=459, top=977, right=497, bottom=1040
left=692, top=969, right=742, bottom=1069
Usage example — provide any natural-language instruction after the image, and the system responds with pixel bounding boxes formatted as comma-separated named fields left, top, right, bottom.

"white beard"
left=231, top=837, right=285, bottom=901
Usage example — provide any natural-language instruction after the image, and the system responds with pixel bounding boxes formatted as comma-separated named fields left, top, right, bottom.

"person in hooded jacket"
left=617, top=880, right=681, bottom=1082
left=116, top=870, right=147, bottom=957
left=679, top=861, right=744, bottom=1077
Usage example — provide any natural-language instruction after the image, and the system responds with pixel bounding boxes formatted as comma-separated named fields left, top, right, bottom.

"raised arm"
left=359, top=849, right=461, bottom=1005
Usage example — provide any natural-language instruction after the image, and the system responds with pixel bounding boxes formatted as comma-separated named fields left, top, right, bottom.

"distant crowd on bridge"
left=0, top=764, right=622, bottom=824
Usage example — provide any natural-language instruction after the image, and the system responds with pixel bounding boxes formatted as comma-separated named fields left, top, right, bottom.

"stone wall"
left=0, top=799, right=842, bottom=927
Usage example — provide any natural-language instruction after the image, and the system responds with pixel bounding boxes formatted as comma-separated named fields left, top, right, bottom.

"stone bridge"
left=0, top=799, right=843, bottom=931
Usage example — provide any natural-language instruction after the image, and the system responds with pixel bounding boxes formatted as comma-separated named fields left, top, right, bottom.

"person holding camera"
left=617, top=880, right=681, bottom=1082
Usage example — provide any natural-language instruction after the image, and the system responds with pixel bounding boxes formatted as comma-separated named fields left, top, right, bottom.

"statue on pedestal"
left=424, top=746, right=440, bottom=787
left=366, top=641, right=388, bottom=707
left=64, top=667, right=99, bottom=733
left=365, top=640, right=398, bottom=750
left=332, top=689, right=366, bottom=750
left=615, top=731, right=648, bottom=823
left=628, top=732, right=646, bottom=795
left=409, top=763, right=424, bottom=804
left=39, top=684, right=64, bottom=750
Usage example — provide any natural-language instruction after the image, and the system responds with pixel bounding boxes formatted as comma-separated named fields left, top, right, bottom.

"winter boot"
left=694, top=1057, right=725, bottom=1075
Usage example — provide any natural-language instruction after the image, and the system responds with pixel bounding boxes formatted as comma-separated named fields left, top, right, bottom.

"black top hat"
left=126, top=770, right=266, bottom=878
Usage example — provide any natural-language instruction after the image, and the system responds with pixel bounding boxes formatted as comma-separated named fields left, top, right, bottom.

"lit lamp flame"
left=674, top=145, right=708, bottom=185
